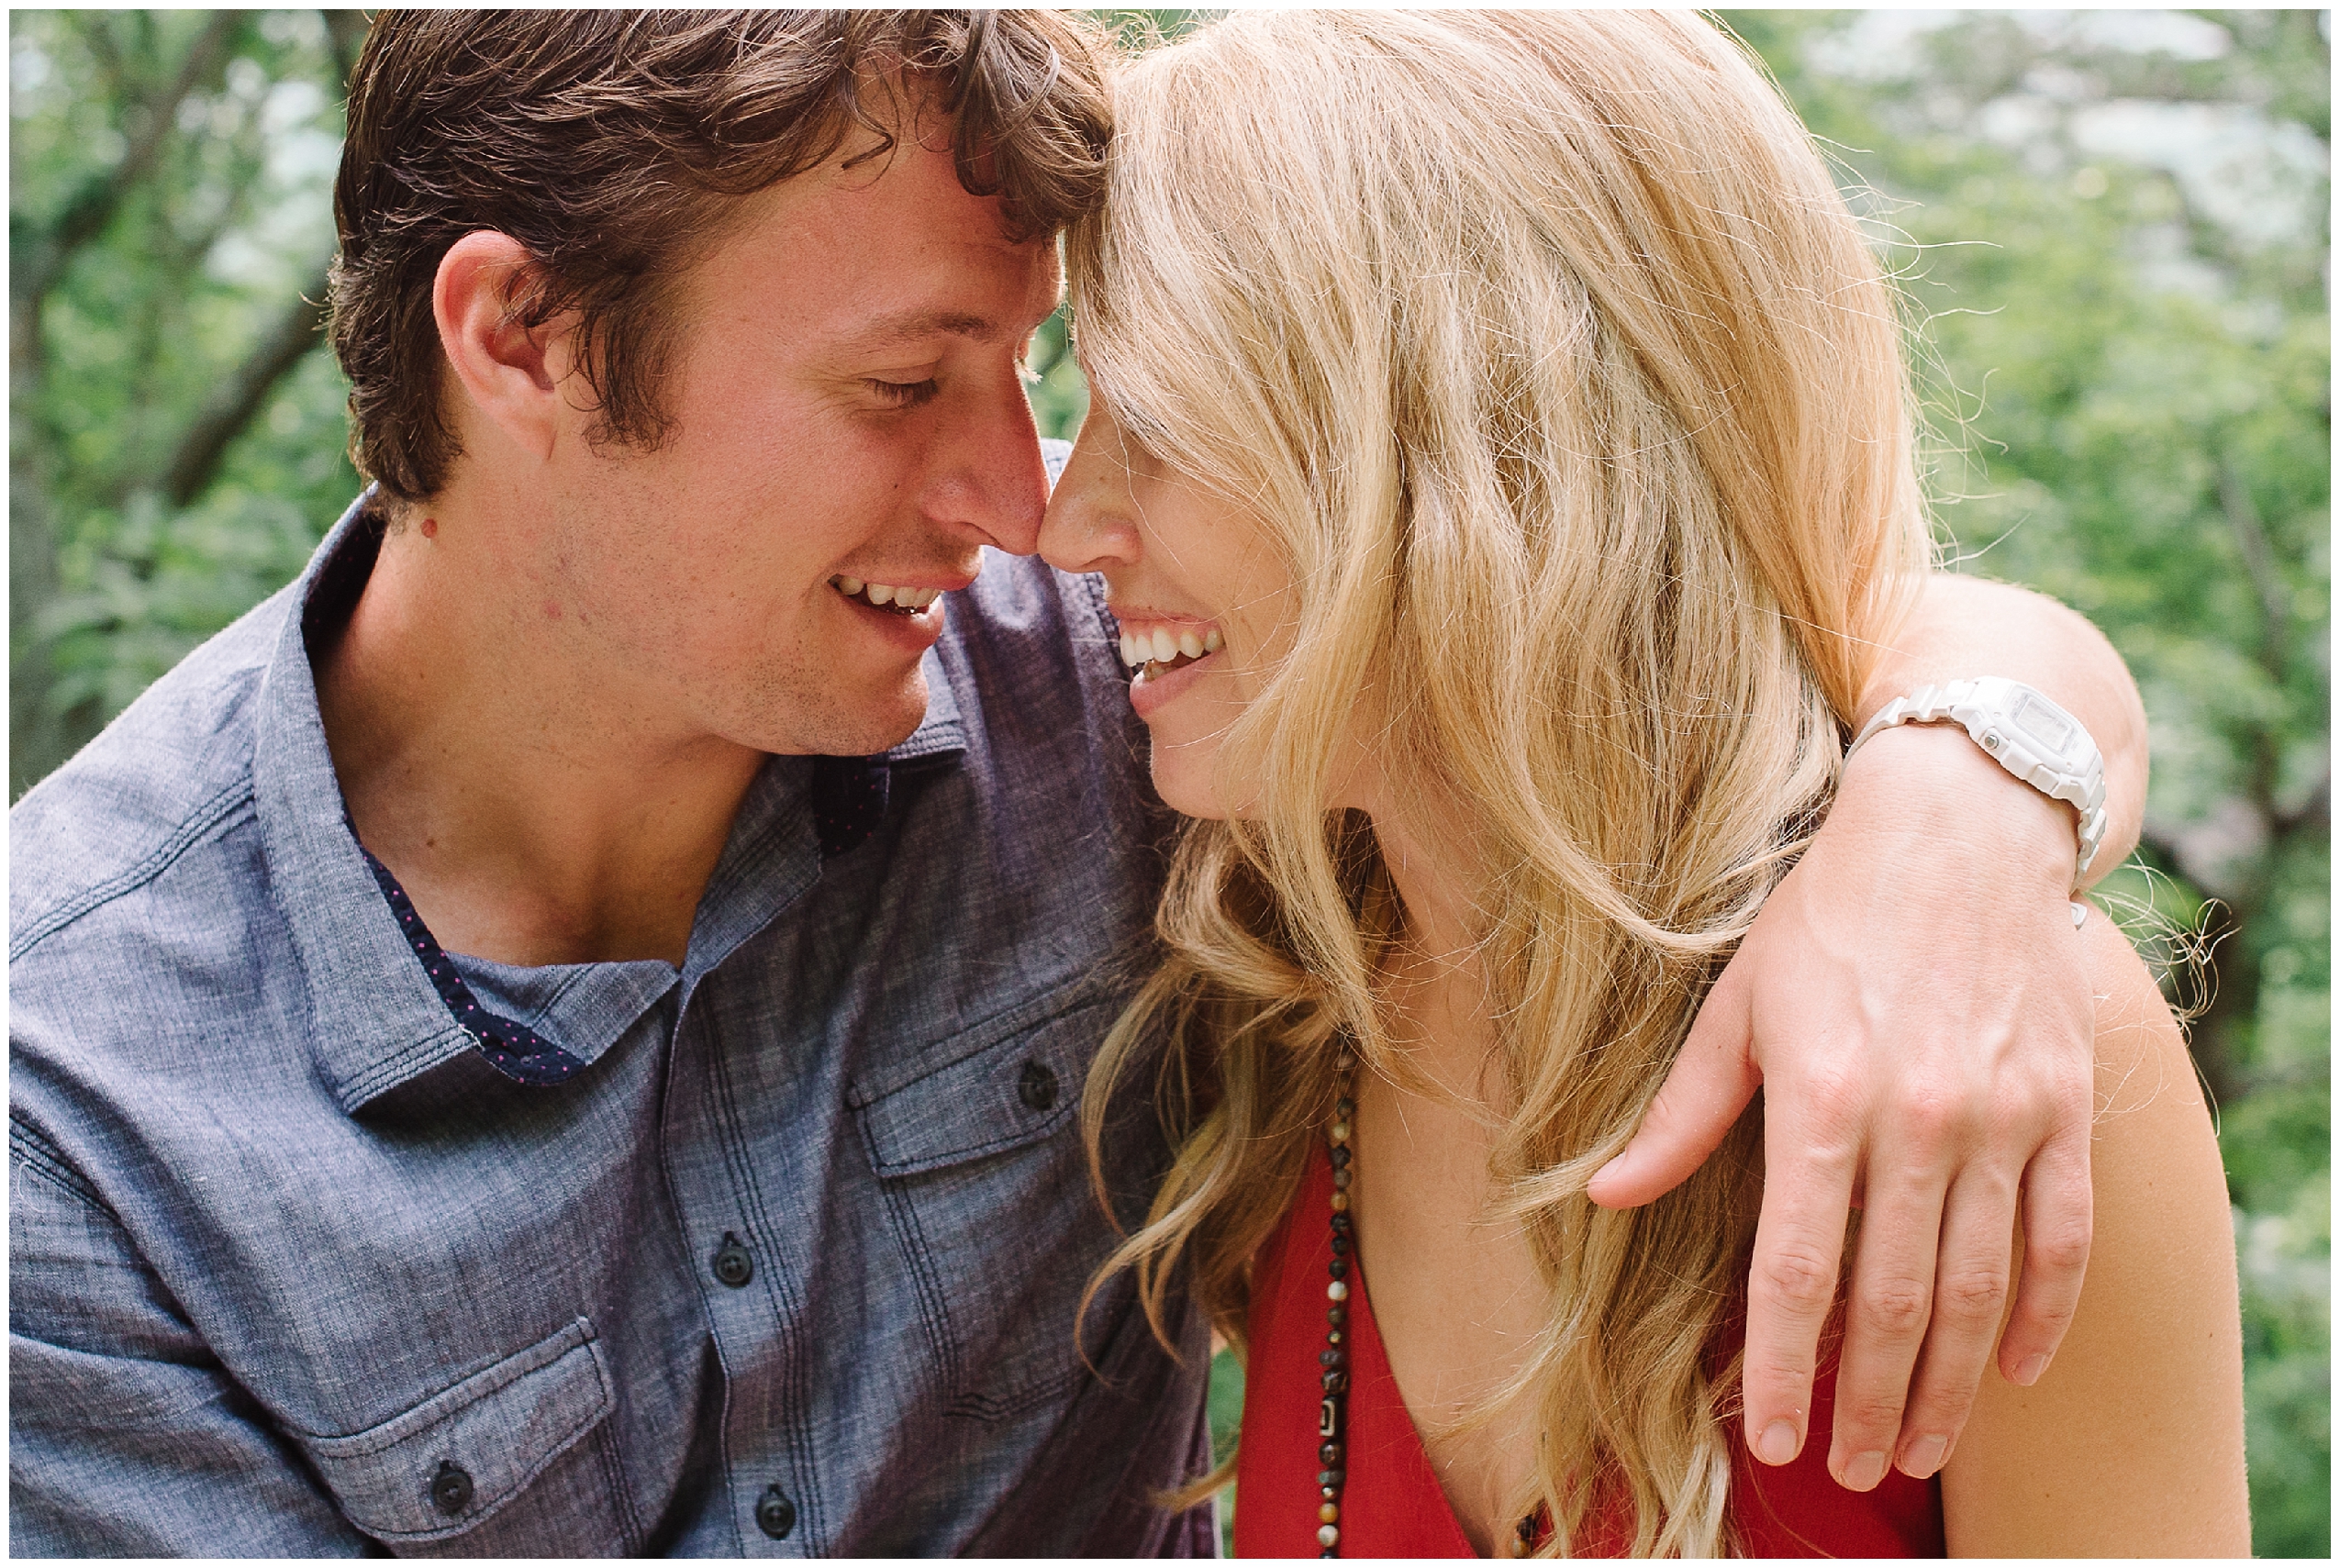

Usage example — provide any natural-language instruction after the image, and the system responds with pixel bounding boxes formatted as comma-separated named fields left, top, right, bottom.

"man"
left=12, top=12, right=2149, bottom=1554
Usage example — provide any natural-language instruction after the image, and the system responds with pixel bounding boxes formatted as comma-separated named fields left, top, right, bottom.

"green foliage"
left=1025, top=305, right=1088, bottom=446
left=1208, top=1342, right=1243, bottom=1553
left=11, top=9, right=360, bottom=792
left=13, top=8, right=2326, bottom=1552
left=1724, top=10, right=2329, bottom=1552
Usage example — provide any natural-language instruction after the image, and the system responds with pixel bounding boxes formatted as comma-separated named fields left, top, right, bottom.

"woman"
left=1040, top=11, right=2245, bottom=1558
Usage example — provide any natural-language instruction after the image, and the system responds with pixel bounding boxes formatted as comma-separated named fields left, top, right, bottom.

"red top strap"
left=1234, top=1147, right=1944, bottom=1557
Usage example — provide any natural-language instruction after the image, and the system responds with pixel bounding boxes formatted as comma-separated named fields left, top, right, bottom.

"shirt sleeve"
left=9, top=1127, right=370, bottom=1556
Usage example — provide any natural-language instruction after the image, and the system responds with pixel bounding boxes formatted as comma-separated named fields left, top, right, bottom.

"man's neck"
left=315, top=499, right=765, bottom=969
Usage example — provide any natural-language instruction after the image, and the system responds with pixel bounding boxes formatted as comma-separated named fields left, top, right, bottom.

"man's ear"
left=433, top=231, right=572, bottom=463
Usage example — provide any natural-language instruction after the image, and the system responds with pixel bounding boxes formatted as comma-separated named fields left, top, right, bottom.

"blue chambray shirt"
left=10, top=471, right=1215, bottom=1555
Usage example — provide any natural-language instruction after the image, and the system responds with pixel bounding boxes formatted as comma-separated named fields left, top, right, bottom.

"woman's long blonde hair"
left=1072, top=12, right=1933, bottom=1556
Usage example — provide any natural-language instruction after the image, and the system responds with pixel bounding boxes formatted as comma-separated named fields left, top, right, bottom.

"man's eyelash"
left=867, top=378, right=940, bottom=408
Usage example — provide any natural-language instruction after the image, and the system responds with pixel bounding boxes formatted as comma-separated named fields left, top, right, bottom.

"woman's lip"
left=1127, top=648, right=1220, bottom=720
left=1106, top=603, right=1215, bottom=626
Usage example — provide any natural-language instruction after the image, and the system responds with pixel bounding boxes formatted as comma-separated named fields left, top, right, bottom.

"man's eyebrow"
left=846, top=308, right=1018, bottom=349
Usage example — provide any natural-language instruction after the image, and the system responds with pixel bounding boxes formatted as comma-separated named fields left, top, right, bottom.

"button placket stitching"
left=680, top=995, right=825, bottom=1555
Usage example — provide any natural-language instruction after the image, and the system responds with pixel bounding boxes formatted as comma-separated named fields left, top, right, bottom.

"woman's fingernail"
left=1900, top=1433, right=1947, bottom=1477
left=1842, top=1451, right=1888, bottom=1491
left=2014, top=1353, right=2050, bottom=1386
left=1757, top=1420, right=1800, bottom=1465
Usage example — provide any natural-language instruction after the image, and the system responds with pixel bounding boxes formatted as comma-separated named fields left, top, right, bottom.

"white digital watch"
left=1844, top=678, right=2108, bottom=926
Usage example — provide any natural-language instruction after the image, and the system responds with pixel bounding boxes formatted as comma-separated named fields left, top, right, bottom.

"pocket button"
left=430, top=1460, right=474, bottom=1515
left=1018, top=1061, right=1059, bottom=1113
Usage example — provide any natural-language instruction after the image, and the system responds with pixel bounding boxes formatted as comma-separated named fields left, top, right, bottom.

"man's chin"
left=777, top=668, right=930, bottom=759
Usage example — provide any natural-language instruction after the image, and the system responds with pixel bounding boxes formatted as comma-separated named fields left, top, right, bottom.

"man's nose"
left=933, top=371, right=1049, bottom=556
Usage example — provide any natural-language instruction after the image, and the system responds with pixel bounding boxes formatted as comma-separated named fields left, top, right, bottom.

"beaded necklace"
left=1308, top=1048, right=1544, bottom=1561
left=1312, top=1047, right=1359, bottom=1556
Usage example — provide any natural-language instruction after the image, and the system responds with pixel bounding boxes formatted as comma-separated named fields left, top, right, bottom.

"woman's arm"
left=1854, top=573, right=2148, bottom=881
left=1940, top=912, right=2248, bottom=1556
left=1592, top=573, right=2149, bottom=1491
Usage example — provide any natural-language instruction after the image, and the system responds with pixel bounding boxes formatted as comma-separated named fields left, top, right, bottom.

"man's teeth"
left=1117, top=625, right=1223, bottom=670
left=834, top=576, right=942, bottom=610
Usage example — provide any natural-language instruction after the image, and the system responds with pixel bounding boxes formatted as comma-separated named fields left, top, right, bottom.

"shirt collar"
left=251, top=493, right=973, bottom=1113
left=251, top=496, right=486, bottom=1113
left=680, top=650, right=964, bottom=996
left=885, top=651, right=964, bottom=762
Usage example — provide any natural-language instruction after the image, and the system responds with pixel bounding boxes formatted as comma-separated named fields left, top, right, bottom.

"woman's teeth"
left=1118, top=623, right=1222, bottom=676
left=833, top=576, right=942, bottom=614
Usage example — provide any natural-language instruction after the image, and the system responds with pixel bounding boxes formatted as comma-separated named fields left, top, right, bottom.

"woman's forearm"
left=1860, top=573, right=2147, bottom=884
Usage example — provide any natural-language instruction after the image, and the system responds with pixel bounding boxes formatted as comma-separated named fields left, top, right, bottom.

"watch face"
left=2009, top=690, right=2077, bottom=760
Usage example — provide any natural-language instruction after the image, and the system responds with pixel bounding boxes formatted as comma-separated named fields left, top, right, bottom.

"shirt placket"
left=653, top=758, right=870, bottom=1555
left=664, top=978, right=830, bottom=1556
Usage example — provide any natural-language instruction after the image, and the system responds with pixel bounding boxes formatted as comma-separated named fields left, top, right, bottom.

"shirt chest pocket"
left=849, top=988, right=1124, bottom=1423
left=294, top=1317, right=624, bottom=1551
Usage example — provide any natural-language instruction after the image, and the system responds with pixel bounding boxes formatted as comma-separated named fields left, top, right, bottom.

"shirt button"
left=1019, top=1060, right=1059, bottom=1112
left=756, top=1485, right=797, bottom=1540
left=712, top=1232, right=754, bottom=1288
left=430, top=1460, right=474, bottom=1515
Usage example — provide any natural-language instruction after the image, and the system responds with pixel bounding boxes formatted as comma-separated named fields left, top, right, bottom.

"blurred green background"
left=10, top=10, right=2327, bottom=1555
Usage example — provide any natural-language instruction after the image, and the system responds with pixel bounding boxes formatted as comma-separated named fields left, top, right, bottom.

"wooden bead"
left=1320, top=1503, right=1340, bottom=1524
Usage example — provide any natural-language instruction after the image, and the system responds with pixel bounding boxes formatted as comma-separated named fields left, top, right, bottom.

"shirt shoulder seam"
left=11, top=774, right=259, bottom=963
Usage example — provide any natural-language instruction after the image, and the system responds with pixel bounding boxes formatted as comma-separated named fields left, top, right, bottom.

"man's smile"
left=830, top=574, right=945, bottom=615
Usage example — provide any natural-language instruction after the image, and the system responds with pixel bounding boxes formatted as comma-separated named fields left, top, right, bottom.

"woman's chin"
left=1149, top=754, right=1237, bottom=822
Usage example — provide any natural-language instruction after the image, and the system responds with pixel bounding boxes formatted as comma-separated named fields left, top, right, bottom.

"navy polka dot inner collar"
left=810, top=755, right=889, bottom=859
left=361, top=755, right=890, bottom=1087
left=360, top=846, right=590, bottom=1085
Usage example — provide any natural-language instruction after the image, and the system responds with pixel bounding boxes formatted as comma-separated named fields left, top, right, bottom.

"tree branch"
left=2217, top=454, right=2290, bottom=675
left=160, top=259, right=333, bottom=507
left=17, top=11, right=246, bottom=307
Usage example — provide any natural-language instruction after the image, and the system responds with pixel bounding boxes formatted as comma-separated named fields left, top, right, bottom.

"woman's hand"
left=1586, top=573, right=2147, bottom=1492
left=1938, top=911, right=2245, bottom=1556
left=1592, top=726, right=2095, bottom=1488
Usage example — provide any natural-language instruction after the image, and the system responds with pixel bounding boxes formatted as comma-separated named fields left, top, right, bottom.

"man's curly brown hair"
left=329, top=10, right=1111, bottom=506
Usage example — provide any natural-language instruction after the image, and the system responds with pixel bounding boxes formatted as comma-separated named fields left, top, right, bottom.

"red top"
left=1234, top=1148, right=1944, bottom=1557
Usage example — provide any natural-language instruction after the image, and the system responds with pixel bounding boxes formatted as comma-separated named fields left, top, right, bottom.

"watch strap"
left=1847, top=677, right=2110, bottom=889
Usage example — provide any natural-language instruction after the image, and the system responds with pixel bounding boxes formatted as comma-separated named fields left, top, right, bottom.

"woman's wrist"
left=1834, top=722, right=2084, bottom=901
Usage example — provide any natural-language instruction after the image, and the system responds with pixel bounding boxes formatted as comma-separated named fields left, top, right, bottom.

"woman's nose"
left=1038, top=405, right=1143, bottom=577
